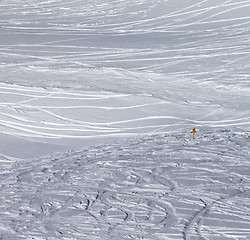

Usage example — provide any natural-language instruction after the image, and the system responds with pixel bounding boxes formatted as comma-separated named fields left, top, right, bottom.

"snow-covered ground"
left=0, top=0, right=250, bottom=239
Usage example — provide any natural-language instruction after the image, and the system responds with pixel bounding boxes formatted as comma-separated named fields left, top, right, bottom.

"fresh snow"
left=0, top=0, right=250, bottom=239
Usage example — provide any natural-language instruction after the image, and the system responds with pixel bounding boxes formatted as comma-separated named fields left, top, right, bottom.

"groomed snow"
left=0, top=0, right=249, bottom=239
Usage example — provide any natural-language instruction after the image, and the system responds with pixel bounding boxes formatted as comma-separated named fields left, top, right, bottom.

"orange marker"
left=191, top=128, right=196, bottom=139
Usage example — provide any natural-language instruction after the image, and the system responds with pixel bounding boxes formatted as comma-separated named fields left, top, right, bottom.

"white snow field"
left=0, top=0, right=250, bottom=239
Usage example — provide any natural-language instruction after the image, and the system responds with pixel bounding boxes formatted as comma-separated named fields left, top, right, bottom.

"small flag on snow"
left=191, top=128, right=196, bottom=139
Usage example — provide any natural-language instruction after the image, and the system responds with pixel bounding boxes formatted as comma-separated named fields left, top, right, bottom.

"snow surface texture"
left=1, top=132, right=250, bottom=239
left=0, top=0, right=250, bottom=239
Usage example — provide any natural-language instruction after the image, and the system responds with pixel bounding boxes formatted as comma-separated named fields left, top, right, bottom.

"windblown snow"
left=0, top=0, right=249, bottom=239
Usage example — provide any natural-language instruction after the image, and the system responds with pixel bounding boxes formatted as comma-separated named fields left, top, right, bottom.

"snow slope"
left=0, top=0, right=250, bottom=239
left=1, top=0, right=250, bottom=159
left=1, top=131, right=250, bottom=239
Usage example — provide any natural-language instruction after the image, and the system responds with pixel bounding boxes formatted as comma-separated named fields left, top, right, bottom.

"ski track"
left=0, top=132, right=249, bottom=239
left=0, top=0, right=250, bottom=239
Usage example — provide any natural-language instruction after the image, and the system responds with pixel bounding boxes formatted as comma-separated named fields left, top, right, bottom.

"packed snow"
left=0, top=0, right=249, bottom=239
